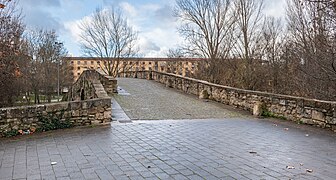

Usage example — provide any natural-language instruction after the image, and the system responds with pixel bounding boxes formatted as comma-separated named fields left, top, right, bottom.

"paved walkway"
left=113, top=78, right=244, bottom=120
left=0, top=78, right=335, bottom=180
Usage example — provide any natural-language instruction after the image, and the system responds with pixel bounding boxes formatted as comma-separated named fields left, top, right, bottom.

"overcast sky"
left=18, top=0, right=287, bottom=57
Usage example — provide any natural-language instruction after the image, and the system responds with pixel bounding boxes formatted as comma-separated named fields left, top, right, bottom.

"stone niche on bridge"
left=0, top=70, right=115, bottom=137
left=119, top=70, right=336, bottom=132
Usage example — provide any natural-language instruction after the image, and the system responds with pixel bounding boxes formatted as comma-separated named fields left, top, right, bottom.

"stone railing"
left=119, top=71, right=336, bottom=132
left=0, top=70, right=114, bottom=137
left=65, top=70, right=117, bottom=101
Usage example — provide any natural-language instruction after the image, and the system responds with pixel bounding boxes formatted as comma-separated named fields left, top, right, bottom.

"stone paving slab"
left=113, top=78, right=245, bottom=120
left=0, top=119, right=335, bottom=180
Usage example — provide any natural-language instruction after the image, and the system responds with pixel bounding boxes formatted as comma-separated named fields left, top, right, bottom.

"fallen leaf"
left=306, top=169, right=313, bottom=173
left=284, top=128, right=289, bottom=131
left=300, top=163, right=304, bottom=166
left=286, top=165, right=295, bottom=169
left=51, top=162, right=57, bottom=165
left=249, top=151, right=257, bottom=154
left=305, top=134, right=309, bottom=137
left=147, top=166, right=151, bottom=168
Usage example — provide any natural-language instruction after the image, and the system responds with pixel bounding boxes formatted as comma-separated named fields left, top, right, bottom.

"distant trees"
left=0, top=0, right=70, bottom=107
left=286, top=0, right=336, bottom=99
left=0, top=0, right=25, bottom=107
left=23, top=29, right=68, bottom=104
left=175, top=0, right=236, bottom=83
left=175, top=0, right=336, bottom=101
left=79, top=7, right=138, bottom=77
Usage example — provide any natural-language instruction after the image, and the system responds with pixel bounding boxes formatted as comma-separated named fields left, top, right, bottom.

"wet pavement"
left=1, top=119, right=336, bottom=180
left=0, top=78, right=335, bottom=180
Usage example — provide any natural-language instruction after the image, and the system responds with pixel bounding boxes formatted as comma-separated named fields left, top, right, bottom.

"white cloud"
left=64, top=2, right=182, bottom=57
left=119, top=2, right=138, bottom=17
left=264, top=0, right=287, bottom=18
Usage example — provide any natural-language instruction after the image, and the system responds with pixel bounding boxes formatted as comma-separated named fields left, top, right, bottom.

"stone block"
left=312, top=110, right=325, bottom=121
left=279, top=100, right=286, bottom=106
left=304, top=99, right=316, bottom=107
left=91, top=120, right=101, bottom=125
left=104, top=111, right=111, bottom=119
left=166, top=78, right=173, bottom=88
left=253, top=102, right=262, bottom=116
left=199, top=90, right=209, bottom=99
left=303, top=108, right=312, bottom=118
left=71, top=110, right=80, bottom=117
left=82, top=102, right=88, bottom=109
left=315, top=101, right=331, bottom=110
left=70, top=101, right=82, bottom=110
left=332, top=125, right=336, bottom=132
left=46, top=103, right=69, bottom=112
left=300, top=118, right=315, bottom=125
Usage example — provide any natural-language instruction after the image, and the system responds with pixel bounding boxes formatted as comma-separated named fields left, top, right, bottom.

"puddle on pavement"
left=117, top=86, right=131, bottom=96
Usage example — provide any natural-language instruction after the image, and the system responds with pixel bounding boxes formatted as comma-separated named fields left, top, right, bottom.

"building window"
left=77, top=67, right=80, bottom=70
left=77, top=72, right=80, bottom=76
left=91, top=61, right=94, bottom=65
left=84, top=61, right=87, bottom=65
left=77, top=61, right=80, bottom=65
left=97, top=61, right=100, bottom=64
left=71, top=61, right=74, bottom=64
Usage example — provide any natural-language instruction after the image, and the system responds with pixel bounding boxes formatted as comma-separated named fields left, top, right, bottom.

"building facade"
left=65, top=57, right=206, bottom=81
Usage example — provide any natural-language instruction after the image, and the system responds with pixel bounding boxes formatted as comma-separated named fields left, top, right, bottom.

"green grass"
left=261, top=109, right=287, bottom=120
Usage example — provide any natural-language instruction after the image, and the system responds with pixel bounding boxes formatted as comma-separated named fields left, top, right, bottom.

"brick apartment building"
left=65, top=57, right=206, bottom=81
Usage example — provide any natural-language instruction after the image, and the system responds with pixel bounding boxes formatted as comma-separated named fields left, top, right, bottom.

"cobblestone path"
left=113, top=78, right=244, bottom=120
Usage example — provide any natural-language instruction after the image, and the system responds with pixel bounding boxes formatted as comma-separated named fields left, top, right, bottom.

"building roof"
left=64, top=57, right=208, bottom=62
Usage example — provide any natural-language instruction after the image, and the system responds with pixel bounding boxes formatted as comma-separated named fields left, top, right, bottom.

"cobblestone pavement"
left=113, top=78, right=244, bottom=120
left=1, top=119, right=336, bottom=180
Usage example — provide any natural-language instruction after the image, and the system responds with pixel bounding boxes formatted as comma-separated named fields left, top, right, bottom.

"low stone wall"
left=65, top=70, right=117, bottom=101
left=0, top=70, right=113, bottom=137
left=119, top=71, right=336, bottom=132
left=0, top=98, right=111, bottom=136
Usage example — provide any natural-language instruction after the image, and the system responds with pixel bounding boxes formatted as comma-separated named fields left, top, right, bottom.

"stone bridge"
left=0, top=70, right=336, bottom=179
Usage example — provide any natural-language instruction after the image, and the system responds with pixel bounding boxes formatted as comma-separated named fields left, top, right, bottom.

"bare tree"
left=24, top=29, right=67, bottom=103
left=0, top=0, right=25, bottom=107
left=175, top=0, right=236, bottom=59
left=259, top=17, right=286, bottom=93
left=175, top=0, right=237, bottom=83
left=286, top=0, right=336, bottom=100
left=79, top=7, right=138, bottom=77
left=233, top=0, right=265, bottom=90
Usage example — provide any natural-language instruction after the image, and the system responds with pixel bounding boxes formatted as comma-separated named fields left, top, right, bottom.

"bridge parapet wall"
left=0, top=70, right=114, bottom=137
left=119, top=71, right=336, bottom=132
left=65, top=70, right=117, bottom=101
